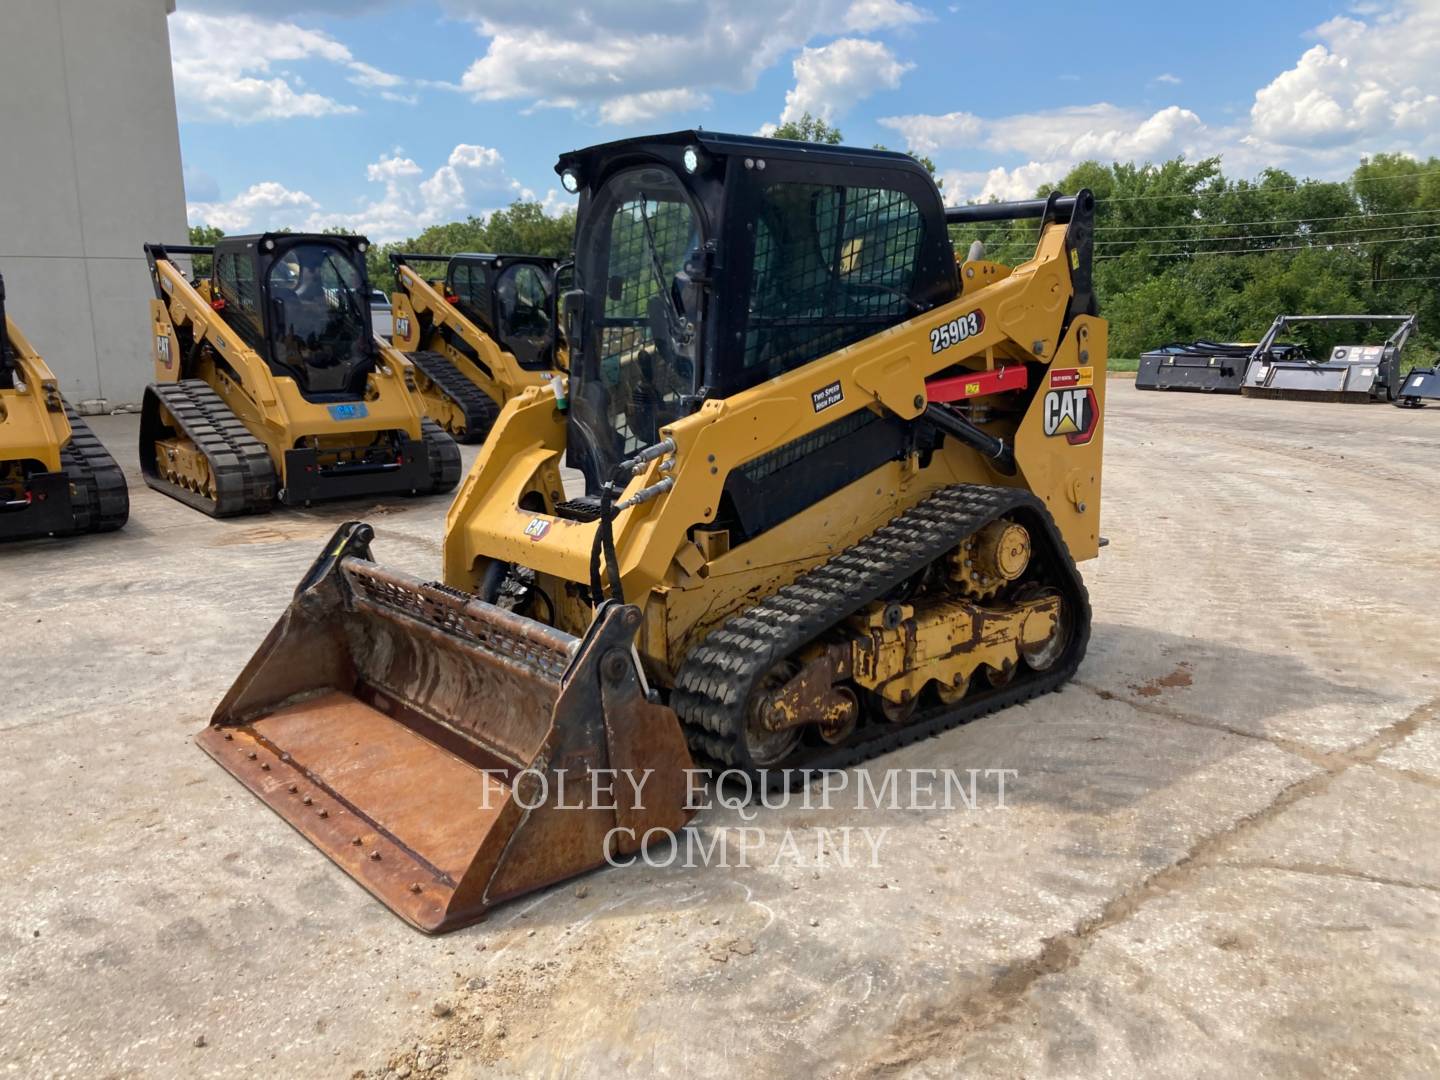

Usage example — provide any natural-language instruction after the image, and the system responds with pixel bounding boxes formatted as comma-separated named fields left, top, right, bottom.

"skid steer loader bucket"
left=198, top=523, right=694, bottom=933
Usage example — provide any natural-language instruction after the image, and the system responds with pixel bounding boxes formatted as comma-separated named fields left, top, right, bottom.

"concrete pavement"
left=2, top=382, right=1437, bottom=1077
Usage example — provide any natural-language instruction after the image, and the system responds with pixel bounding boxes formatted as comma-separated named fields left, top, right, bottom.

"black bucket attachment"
left=1135, top=341, right=1251, bottom=393
left=1398, top=367, right=1440, bottom=408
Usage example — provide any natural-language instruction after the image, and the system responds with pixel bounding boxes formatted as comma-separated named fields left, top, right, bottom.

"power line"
left=1094, top=206, right=1440, bottom=233
left=1097, top=220, right=1440, bottom=247
left=1094, top=167, right=1440, bottom=203
left=1096, top=232, right=1440, bottom=260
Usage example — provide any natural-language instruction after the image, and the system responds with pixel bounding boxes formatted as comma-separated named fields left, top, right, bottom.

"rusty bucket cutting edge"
left=198, top=521, right=695, bottom=934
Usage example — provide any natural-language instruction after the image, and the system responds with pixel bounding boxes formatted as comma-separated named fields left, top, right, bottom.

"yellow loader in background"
left=1, top=272, right=128, bottom=540
left=201, top=132, right=1105, bottom=932
left=141, top=234, right=461, bottom=516
left=388, top=251, right=562, bottom=443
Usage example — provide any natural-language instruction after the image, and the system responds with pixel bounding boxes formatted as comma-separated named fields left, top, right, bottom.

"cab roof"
left=554, top=129, right=928, bottom=182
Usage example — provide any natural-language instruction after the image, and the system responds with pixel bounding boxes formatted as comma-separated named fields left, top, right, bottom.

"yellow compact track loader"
left=141, top=235, right=461, bottom=516
left=1, top=273, right=128, bottom=540
left=389, top=252, right=562, bottom=443
left=201, top=133, right=1105, bottom=932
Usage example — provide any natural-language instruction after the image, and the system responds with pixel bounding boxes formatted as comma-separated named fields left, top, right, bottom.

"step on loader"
left=1, top=273, right=128, bottom=540
left=201, top=132, right=1106, bottom=932
left=1241, top=313, right=1417, bottom=403
left=141, top=234, right=461, bottom=517
left=389, top=252, right=563, bottom=443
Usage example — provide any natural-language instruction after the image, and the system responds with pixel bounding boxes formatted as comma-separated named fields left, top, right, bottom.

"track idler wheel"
left=1016, top=585, right=1069, bottom=671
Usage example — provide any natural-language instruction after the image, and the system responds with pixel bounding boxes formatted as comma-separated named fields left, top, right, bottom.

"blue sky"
left=173, top=0, right=1440, bottom=241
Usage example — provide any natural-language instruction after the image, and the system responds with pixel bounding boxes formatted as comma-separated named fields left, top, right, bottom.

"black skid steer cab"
left=1240, top=313, right=1418, bottom=404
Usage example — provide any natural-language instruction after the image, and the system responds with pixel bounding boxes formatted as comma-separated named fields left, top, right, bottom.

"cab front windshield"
left=575, top=166, right=702, bottom=467
left=267, top=242, right=373, bottom=396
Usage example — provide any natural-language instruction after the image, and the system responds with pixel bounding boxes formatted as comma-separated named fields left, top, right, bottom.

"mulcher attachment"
left=199, top=523, right=694, bottom=933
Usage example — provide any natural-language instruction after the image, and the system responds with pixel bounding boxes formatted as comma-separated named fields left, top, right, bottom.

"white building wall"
left=0, top=0, right=187, bottom=408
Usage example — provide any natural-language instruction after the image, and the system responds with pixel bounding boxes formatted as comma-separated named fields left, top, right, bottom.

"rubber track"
left=671, top=483, right=1092, bottom=785
left=407, top=350, right=499, bottom=444
left=142, top=380, right=275, bottom=517
left=419, top=417, right=462, bottom=493
left=58, top=402, right=128, bottom=533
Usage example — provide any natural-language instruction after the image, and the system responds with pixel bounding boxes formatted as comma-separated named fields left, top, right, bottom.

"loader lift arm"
left=387, top=251, right=561, bottom=443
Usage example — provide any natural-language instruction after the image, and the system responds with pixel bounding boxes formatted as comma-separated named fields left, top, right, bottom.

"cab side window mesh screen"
left=214, top=252, right=263, bottom=351
left=450, top=262, right=493, bottom=331
left=744, top=183, right=923, bottom=383
left=597, top=193, right=695, bottom=455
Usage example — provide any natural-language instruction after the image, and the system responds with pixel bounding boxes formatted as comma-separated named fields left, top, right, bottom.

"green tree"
left=366, top=199, right=577, bottom=294
left=763, top=117, right=941, bottom=187
left=769, top=112, right=844, bottom=144
left=187, top=224, right=224, bottom=277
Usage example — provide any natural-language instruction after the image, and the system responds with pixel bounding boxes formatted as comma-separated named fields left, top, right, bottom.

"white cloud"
left=347, top=60, right=406, bottom=90
left=878, top=110, right=983, bottom=154
left=333, top=145, right=528, bottom=240
left=1249, top=4, right=1440, bottom=151
left=599, top=89, right=713, bottom=125
left=882, top=102, right=1206, bottom=201
left=443, top=0, right=856, bottom=123
left=843, top=0, right=932, bottom=31
left=937, top=163, right=1067, bottom=204
left=366, top=153, right=423, bottom=183
left=780, top=39, right=912, bottom=124
left=1155, top=72, right=1182, bottom=85
left=885, top=103, right=1207, bottom=204
left=987, top=104, right=1206, bottom=161
left=874, top=4, right=1440, bottom=206
left=169, top=11, right=410, bottom=122
left=178, top=0, right=399, bottom=13
left=187, top=181, right=320, bottom=233
left=186, top=145, right=534, bottom=242
left=539, top=188, right=576, bottom=218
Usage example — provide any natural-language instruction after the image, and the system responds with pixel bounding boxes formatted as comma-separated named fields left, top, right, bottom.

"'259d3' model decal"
left=929, top=310, right=985, bottom=354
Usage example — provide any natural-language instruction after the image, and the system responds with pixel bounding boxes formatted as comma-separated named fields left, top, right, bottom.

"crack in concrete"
left=1365, top=760, right=1440, bottom=793
left=1210, top=859, right=1440, bottom=895
left=853, top=694, right=1440, bottom=1077
left=1074, top=678, right=1400, bottom=772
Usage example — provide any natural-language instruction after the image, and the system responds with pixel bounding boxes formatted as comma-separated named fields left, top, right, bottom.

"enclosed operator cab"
left=554, top=131, right=958, bottom=514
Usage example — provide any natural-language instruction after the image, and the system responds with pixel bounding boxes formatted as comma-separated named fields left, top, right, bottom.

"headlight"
left=560, top=168, right=582, bottom=194
left=683, top=145, right=705, bottom=174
